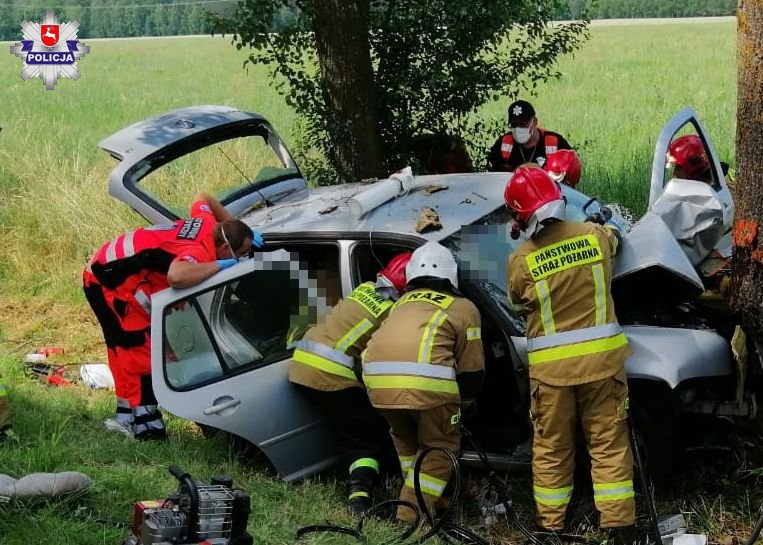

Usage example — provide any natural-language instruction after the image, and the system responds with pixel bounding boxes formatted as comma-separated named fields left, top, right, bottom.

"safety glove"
left=584, top=206, right=613, bottom=226
left=216, top=259, right=238, bottom=270
left=251, top=229, right=265, bottom=249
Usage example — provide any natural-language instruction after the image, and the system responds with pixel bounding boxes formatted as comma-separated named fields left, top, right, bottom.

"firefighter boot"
left=608, top=525, right=639, bottom=545
left=347, top=458, right=379, bottom=516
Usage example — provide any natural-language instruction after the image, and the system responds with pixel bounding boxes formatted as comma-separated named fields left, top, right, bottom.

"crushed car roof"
left=242, top=172, right=510, bottom=242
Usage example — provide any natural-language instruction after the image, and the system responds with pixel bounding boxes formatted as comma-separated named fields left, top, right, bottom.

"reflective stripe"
left=533, top=485, right=573, bottom=506
left=334, top=318, right=374, bottom=354
left=349, top=458, right=379, bottom=474
left=405, top=472, right=447, bottom=497
left=594, top=480, right=634, bottom=502
left=466, top=327, right=481, bottom=341
left=363, top=362, right=456, bottom=380
left=529, top=333, right=629, bottom=366
left=294, top=340, right=354, bottom=368
left=400, top=455, right=415, bottom=472
left=123, top=230, right=136, bottom=259
left=105, top=238, right=118, bottom=262
left=535, top=280, right=556, bottom=335
left=134, top=289, right=152, bottom=315
left=349, top=491, right=369, bottom=500
left=545, top=145, right=558, bottom=155
left=363, top=375, right=459, bottom=394
left=293, top=349, right=357, bottom=380
left=418, top=310, right=448, bottom=363
left=592, top=264, right=606, bottom=326
left=527, top=323, right=622, bottom=352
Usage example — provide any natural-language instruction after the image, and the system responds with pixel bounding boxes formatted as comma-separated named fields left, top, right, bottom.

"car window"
left=162, top=246, right=340, bottom=391
left=136, top=127, right=301, bottom=218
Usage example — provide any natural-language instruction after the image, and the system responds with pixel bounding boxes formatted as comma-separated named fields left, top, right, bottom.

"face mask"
left=512, top=127, right=532, bottom=144
left=220, top=227, right=241, bottom=261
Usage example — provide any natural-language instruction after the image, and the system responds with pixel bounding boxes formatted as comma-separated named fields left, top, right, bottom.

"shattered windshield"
left=442, top=186, right=627, bottom=332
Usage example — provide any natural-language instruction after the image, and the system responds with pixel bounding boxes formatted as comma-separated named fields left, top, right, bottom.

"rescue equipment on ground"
left=0, top=471, right=91, bottom=503
left=122, top=465, right=253, bottom=545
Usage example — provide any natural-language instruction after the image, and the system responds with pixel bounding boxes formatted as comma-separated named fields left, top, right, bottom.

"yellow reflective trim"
left=592, top=263, right=606, bottom=327
left=593, top=480, right=633, bottom=491
left=535, top=280, right=556, bottom=335
left=466, top=327, right=481, bottom=341
left=334, top=318, right=374, bottom=353
left=526, top=234, right=603, bottom=281
left=293, top=349, right=357, bottom=380
left=396, top=290, right=455, bottom=310
left=594, top=491, right=635, bottom=502
left=529, top=333, right=628, bottom=366
left=418, top=310, right=448, bottom=363
left=533, top=484, right=574, bottom=506
left=347, top=282, right=393, bottom=318
left=405, top=472, right=447, bottom=497
left=349, top=491, right=370, bottom=499
left=363, top=375, right=459, bottom=394
left=349, top=457, right=379, bottom=473
left=534, top=485, right=573, bottom=495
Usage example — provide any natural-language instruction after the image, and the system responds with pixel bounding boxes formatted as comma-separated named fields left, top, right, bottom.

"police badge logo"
left=9, top=10, right=90, bottom=91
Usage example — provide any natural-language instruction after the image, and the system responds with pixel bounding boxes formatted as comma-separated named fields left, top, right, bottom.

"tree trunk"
left=730, top=1, right=763, bottom=350
left=313, top=0, right=383, bottom=182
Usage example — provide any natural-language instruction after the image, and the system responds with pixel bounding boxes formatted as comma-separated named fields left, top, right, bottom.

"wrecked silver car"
left=99, top=105, right=749, bottom=483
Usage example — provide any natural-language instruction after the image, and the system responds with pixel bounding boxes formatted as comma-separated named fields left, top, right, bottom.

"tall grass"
left=0, top=22, right=736, bottom=303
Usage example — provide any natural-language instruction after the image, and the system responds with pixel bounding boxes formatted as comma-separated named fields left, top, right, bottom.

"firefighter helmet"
left=667, top=135, right=710, bottom=179
left=377, top=252, right=413, bottom=295
left=406, top=242, right=459, bottom=288
left=544, top=149, right=582, bottom=188
left=504, top=166, right=565, bottom=231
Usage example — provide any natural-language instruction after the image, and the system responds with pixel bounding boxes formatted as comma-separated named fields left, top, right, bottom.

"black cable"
left=744, top=506, right=763, bottom=545
left=627, top=417, right=662, bottom=545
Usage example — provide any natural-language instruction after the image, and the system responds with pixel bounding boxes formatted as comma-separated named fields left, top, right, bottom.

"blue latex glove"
left=216, top=259, right=238, bottom=270
left=251, top=229, right=265, bottom=249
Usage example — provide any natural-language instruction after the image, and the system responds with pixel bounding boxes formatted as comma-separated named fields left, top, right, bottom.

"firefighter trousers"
left=530, top=370, right=635, bottom=530
left=296, top=385, right=389, bottom=477
left=380, top=403, right=461, bottom=523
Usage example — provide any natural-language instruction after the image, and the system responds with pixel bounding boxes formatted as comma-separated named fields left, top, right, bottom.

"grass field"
left=0, top=19, right=750, bottom=545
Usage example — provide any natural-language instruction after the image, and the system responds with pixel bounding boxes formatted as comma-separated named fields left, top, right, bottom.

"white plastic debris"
left=79, top=363, right=114, bottom=390
left=24, top=353, right=46, bottom=363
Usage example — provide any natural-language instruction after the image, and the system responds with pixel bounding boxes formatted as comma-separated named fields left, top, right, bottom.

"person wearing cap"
left=361, top=242, right=485, bottom=523
left=487, top=100, right=572, bottom=172
left=288, top=252, right=413, bottom=516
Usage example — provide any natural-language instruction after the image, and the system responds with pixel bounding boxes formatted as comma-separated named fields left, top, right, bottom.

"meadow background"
left=0, top=19, right=751, bottom=545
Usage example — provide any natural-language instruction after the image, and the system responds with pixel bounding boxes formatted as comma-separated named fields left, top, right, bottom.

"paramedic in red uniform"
left=486, top=100, right=572, bottom=172
left=83, top=192, right=263, bottom=440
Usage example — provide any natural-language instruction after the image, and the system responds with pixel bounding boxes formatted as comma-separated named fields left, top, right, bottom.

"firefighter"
left=288, top=252, right=413, bottom=515
left=84, top=192, right=262, bottom=441
left=487, top=100, right=572, bottom=172
left=505, top=167, right=635, bottom=541
left=544, top=149, right=582, bottom=189
left=667, top=135, right=713, bottom=184
left=362, top=242, right=485, bottom=523
left=0, top=380, right=11, bottom=442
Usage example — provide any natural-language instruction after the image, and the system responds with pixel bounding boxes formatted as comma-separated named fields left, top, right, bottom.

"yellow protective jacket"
left=508, top=220, right=632, bottom=386
left=361, top=288, right=485, bottom=410
left=289, top=282, right=394, bottom=391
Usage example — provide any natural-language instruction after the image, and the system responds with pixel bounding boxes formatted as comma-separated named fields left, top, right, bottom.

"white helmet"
left=406, top=241, right=459, bottom=288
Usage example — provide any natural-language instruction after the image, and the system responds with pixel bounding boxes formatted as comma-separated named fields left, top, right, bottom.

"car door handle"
left=203, top=398, right=241, bottom=415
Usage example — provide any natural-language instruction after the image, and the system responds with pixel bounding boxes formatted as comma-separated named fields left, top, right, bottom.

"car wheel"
left=628, top=379, right=681, bottom=484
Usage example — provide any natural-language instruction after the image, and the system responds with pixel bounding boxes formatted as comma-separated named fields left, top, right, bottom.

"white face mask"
left=512, top=127, right=532, bottom=144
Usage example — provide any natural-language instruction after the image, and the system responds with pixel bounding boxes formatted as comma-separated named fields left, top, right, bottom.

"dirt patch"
left=0, top=295, right=105, bottom=363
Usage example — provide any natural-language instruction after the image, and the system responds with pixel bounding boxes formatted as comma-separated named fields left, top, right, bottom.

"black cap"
left=508, top=100, right=535, bottom=125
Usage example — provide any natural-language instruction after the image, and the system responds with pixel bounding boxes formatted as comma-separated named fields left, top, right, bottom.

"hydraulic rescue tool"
left=122, top=465, right=254, bottom=545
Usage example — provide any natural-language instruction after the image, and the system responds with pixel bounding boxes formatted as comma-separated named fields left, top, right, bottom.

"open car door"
left=149, top=250, right=340, bottom=482
left=99, top=105, right=307, bottom=225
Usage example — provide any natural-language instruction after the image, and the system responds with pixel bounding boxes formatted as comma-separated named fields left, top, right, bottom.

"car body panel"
left=99, top=105, right=306, bottom=225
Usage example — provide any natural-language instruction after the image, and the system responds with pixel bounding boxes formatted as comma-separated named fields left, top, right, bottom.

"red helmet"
left=544, top=149, right=582, bottom=188
left=504, top=166, right=562, bottom=226
left=667, top=135, right=710, bottom=179
left=378, top=252, right=413, bottom=294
